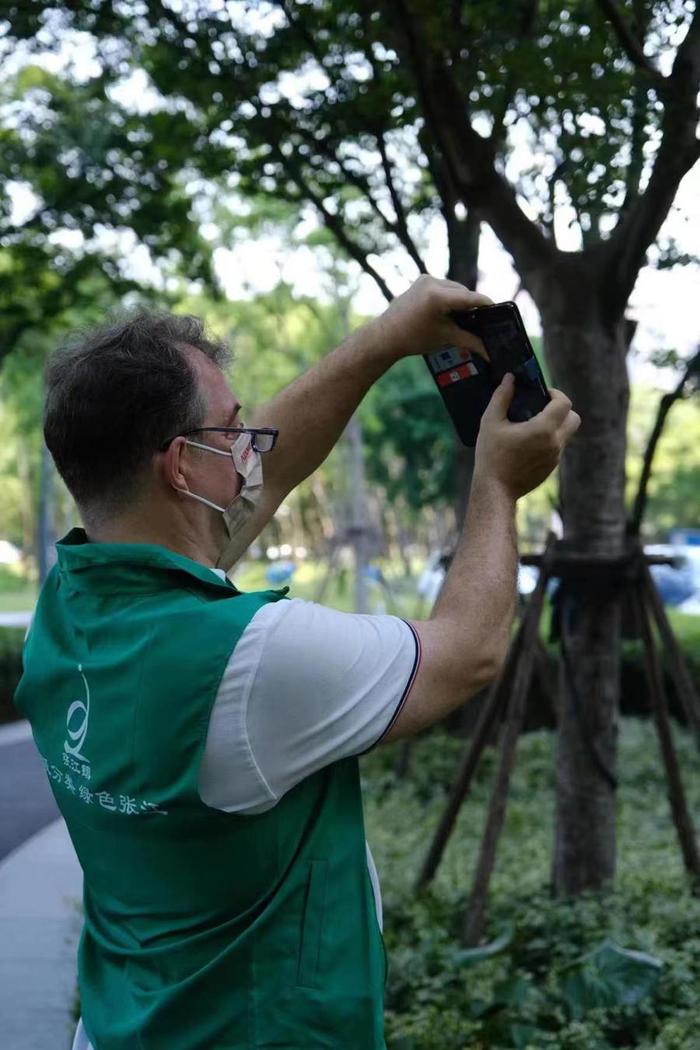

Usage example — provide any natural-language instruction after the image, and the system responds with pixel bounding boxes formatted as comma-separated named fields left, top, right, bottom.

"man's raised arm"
left=246, top=276, right=492, bottom=525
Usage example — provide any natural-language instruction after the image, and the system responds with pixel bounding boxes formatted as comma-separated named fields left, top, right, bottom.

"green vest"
left=15, top=530, right=386, bottom=1049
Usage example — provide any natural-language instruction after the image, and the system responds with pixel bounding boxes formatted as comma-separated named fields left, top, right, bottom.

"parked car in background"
left=417, top=536, right=700, bottom=616
left=647, top=543, right=700, bottom=614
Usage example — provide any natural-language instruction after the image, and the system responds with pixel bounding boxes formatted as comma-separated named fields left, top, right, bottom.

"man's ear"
left=158, top=437, right=190, bottom=493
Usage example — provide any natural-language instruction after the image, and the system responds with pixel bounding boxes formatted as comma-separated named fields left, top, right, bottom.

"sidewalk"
left=0, top=817, right=83, bottom=1050
left=0, top=610, right=32, bottom=628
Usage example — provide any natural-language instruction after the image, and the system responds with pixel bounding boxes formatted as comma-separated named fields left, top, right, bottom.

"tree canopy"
left=4, top=1, right=696, bottom=312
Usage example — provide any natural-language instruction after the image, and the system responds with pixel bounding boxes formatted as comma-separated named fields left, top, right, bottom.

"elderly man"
left=15, top=276, right=579, bottom=1050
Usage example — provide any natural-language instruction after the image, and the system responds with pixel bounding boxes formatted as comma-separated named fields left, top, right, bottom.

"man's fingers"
left=451, top=331, right=488, bottom=362
left=438, top=284, right=494, bottom=311
left=484, top=373, right=515, bottom=421
left=533, top=388, right=572, bottom=430
left=556, top=409, right=582, bottom=446
left=439, top=286, right=491, bottom=361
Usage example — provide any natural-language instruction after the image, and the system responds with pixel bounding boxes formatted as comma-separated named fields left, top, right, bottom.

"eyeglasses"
left=160, top=426, right=279, bottom=454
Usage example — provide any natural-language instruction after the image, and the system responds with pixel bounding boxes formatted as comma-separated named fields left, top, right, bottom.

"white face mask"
left=181, top=432, right=264, bottom=573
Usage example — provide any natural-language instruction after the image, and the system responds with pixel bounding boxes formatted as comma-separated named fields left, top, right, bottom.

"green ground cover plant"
left=363, top=720, right=700, bottom=1049
left=0, top=627, right=25, bottom=724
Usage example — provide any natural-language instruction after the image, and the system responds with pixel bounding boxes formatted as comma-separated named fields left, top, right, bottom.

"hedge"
left=0, top=628, right=25, bottom=724
left=1, top=625, right=698, bottom=728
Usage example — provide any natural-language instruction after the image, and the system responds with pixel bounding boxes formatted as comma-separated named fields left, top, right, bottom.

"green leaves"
left=451, top=924, right=515, bottom=968
left=3, top=0, right=695, bottom=374
left=452, top=930, right=663, bottom=1036
left=559, top=940, right=663, bottom=1019
left=361, top=356, right=458, bottom=516
left=0, top=53, right=215, bottom=370
left=367, top=716, right=700, bottom=1049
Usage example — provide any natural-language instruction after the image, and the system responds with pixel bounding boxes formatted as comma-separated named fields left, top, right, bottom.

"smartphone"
left=424, top=301, right=550, bottom=446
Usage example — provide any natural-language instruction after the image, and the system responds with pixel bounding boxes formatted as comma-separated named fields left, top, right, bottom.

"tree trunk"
left=346, top=412, right=369, bottom=613
left=540, top=275, right=629, bottom=896
left=16, top=445, right=35, bottom=558
left=447, top=208, right=480, bottom=529
left=37, top=440, right=57, bottom=585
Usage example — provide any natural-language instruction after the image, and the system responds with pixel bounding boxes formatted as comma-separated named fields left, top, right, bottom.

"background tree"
left=0, top=59, right=214, bottom=366
left=3, top=0, right=698, bottom=896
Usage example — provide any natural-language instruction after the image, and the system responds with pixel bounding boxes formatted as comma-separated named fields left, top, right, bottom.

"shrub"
left=362, top=721, right=700, bottom=1049
left=0, top=628, right=25, bottom=724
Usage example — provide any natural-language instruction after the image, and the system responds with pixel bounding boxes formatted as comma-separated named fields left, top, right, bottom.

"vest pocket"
left=296, top=858, right=328, bottom=989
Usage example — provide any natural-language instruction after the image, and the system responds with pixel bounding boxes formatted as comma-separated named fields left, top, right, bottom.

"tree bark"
left=539, top=269, right=630, bottom=896
left=36, top=440, right=57, bottom=586
left=446, top=206, right=481, bottom=528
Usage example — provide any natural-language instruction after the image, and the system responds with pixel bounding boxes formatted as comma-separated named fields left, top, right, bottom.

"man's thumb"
left=485, top=373, right=515, bottom=421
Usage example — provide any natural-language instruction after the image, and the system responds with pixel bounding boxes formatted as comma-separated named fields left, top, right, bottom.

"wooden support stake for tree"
left=395, top=739, right=413, bottom=780
left=313, top=542, right=341, bottom=604
left=641, top=560, right=700, bottom=750
left=462, top=553, right=552, bottom=946
left=415, top=618, right=525, bottom=891
left=636, top=585, right=700, bottom=890
left=534, top=636, right=559, bottom=721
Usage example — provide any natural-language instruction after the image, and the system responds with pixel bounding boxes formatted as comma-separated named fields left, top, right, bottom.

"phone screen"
left=479, top=317, right=532, bottom=376
left=460, top=304, right=549, bottom=421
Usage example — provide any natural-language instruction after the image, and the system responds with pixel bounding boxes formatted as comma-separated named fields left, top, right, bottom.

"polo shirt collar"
left=55, top=528, right=239, bottom=595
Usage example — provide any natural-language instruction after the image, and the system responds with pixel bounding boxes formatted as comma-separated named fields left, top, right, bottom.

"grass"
left=0, top=585, right=37, bottom=614
left=2, top=557, right=699, bottom=650
left=233, top=557, right=430, bottom=619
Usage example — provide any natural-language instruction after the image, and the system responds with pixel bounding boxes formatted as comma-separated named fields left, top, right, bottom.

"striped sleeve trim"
left=363, top=620, right=422, bottom=753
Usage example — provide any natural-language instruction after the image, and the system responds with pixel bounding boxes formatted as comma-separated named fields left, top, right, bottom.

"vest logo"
left=53, top=665, right=169, bottom=817
left=64, top=663, right=91, bottom=773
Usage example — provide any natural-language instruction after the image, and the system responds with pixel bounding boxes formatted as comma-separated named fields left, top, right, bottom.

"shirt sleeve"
left=198, top=598, right=420, bottom=815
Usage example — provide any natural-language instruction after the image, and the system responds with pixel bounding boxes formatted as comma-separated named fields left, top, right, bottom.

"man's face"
left=179, top=345, right=244, bottom=516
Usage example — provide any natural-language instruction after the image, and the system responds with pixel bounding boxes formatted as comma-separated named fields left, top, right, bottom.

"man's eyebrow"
left=225, top=403, right=242, bottom=425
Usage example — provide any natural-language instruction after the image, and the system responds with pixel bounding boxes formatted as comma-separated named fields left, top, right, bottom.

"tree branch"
left=276, top=147, right=395, bottom=302
left=295, top=126, right=396, bottom=230
left=602, top=5, right=700, bottom=315
left=274, top=0, right=330, bottom=72
left=294, top=123, right=426, bottom=273
left=618, top=72, right=651, bottom=216
left=356, top=1, right=427, bottom=273
left=375, top=131, right=427, bottom=274
left=276, top=0, right=424, bottom=281
left=544, top=158, right=568, bottom=248
left=490, top=1, right=540, bottom=151
left=629, top=346, right=700, bottom=535
left=594, top=0, right=665, bottom=81
left=389, top=0, right=555, bottom=282
left=418, top=128, right=481, bottom=287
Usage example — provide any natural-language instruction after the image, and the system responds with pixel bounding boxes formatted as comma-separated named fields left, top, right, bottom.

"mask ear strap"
left=185, top=439, right=230, bottom=458
left=177, top=489, right=226, bottom=514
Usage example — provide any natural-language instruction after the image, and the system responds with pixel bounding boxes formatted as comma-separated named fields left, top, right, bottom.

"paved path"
left=0, top=721, right=82, bottom=1049
left=0, top=818, right=82, bottom=1050
left=0, top=611, right=32, bottom=628
left=0, top=721, right=60, bottom=862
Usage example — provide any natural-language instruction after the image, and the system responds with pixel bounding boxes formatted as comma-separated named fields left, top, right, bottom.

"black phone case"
left=424, top=301, right=550, bottom=447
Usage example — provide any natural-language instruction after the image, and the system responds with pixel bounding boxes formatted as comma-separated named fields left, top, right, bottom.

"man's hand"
left=474, top=374, right=581, bottom=500
left=374, top=275, right=493, bottom=362
left=246, top=273, right=496, bottom=541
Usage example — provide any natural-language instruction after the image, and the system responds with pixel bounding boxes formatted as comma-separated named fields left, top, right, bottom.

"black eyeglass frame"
left=160, top=426, right=279, bottom=454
